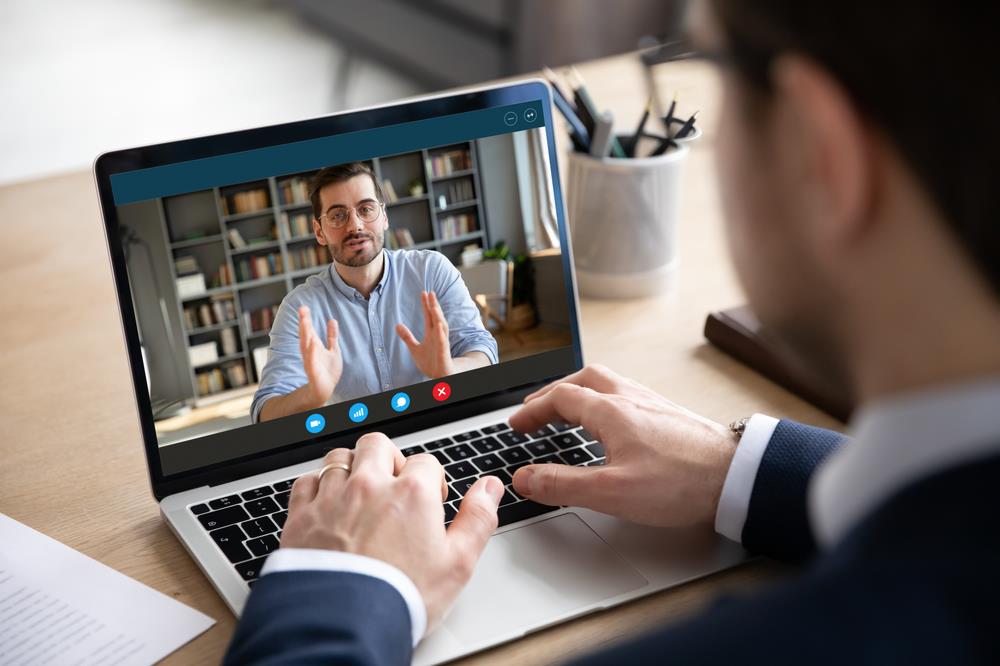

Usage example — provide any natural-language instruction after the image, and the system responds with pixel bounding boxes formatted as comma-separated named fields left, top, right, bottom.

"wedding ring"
left=316, top=462, right=352, bottom=482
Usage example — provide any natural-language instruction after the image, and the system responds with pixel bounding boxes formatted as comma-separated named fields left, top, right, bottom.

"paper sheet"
left=0, top=513, right=214, bottom=665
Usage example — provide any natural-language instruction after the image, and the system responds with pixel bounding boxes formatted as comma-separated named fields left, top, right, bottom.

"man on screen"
left=251, top=162, right=497, bottom=423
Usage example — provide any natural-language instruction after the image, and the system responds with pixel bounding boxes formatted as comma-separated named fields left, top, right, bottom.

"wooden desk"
left=0, top=53, right=841, bottom=664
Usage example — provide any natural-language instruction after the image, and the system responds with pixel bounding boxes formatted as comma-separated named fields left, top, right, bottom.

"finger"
left=398, top=453, right=448, bottom=503
left=524, top=364, right=631, bottom=404
left=509, top=382, right=607, bottom=434
left=396, top=323, right=420, bottom=351
left=421, top=291, right=433, bottom=338
left=350, top=432, right=400, bottom=481
left=429, top=291, right=446, bottom=327
left=326, top=319, right=339, bottom=351
left=511, top=462, right=613, bottom=509
left=298, top=306, right=311, bottom=356
left=300, top=306, right=319, bottom=345
left=448, top=476, right=503, bottom=573
left=288, top=472, right=319, bottom=512
left=314, top=447, right=355, bottom=498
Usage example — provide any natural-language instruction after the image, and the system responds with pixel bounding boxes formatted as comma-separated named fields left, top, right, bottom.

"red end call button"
left=432, top=381, right=452, bottom=402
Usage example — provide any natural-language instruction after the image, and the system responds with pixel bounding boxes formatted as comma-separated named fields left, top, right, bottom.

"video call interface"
left=112, top=101, right=578, bottom=475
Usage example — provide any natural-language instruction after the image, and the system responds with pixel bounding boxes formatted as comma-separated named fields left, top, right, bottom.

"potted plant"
left=483, top=241, right=536, bottom=330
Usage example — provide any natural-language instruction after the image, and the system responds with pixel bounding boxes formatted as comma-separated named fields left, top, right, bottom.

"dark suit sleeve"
left=223, top=570, right=413, bottom=666
left=740, top=420, right=845, bottom=562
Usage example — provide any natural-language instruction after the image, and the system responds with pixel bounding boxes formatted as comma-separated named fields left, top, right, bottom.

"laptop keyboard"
left=188, top=421, right=606, bottom=587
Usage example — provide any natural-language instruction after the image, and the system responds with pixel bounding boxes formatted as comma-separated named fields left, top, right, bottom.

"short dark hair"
left=710, top=1, right=1000, bottom=298
left=309, top=162, right=384, bottom=219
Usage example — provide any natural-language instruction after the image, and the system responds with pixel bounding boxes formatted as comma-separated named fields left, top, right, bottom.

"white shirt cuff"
left=714, top=414, right=779, bottom=543
left=260, top=548, right=428, bottom=647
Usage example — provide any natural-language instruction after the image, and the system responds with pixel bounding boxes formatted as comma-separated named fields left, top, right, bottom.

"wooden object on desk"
left=0, top=52, right=843, bottom=665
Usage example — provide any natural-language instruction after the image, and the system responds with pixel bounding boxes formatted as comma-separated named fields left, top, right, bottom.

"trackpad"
left=443, top=513, right=648, bottom=644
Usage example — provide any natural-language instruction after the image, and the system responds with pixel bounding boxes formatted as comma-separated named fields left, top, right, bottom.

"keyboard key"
left=245, top=497, right=280, bottom=518
left=551, top=432, right=583, bottom=449
left=446, top=485, right=460, bottom=503
left=424, top=438, right=452, bottom=450
left=585, top=442, right=606, bottom=458
left=577, top=428, right=597, bottom=442
left=247, top=580, right=258, bottom=589
left=471, top=453, right=504, bottom=473
left=428, top=450, right=449, bottom=464
left=498, top=500, right=558, bottom=527
left=401, top=445, right=425, bottom=457
left=481, top=423, right=510, bottom=434
left=498, top=431, right=529, bottom=446
left=443, top=443, right=476, bottom=461
left=492, top=469, right=513, bottom=486
left=235, top=556, right=268, bottom=581
left=444, top=503, right=457, bottom=523
left=534, top=454, right=562, bottom=465
left=526, top=439, right=558, bottom=457
left=471, top=436, right=503, bottom=454
left=529, top=425, right=555, bottom=439
left=275, top=491, right=290, bottom=509
left=451, top=478, right=477, bottom=496
left=587, top=460, right=606, bottom=466
left=506, top=461, right=530, bottom=475
left=199, top=505, right=250, bottom=530
left=246, top=534, right=280, bottom=557
left=499, top=490, right=518, bottom=506
left=558, top=447, right=594, bottom=466
left=499, top=446, right=531, bottom=465
left=273, top=511, right=288, bottom=528
left=453, top=429, right=480, bottom=442
left=241, top=486, right=273, bottom=501
left=550, top=421, right=574, bottom=432
left=241, top=516, right=278, bottom=538
left=190, top=503, right=209, bottom=515
left=444, top=460, right=477, bottom=480
left=272, top=479, right=295, bottom=492
left=209, top=525, right=251, bottom=563
left=209, top=495, right=241, bottom=510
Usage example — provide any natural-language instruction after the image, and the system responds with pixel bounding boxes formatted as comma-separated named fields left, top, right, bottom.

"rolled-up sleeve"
left=432, top=257, right=499, bottom=365
left=250, top=296, right=309, bottom=423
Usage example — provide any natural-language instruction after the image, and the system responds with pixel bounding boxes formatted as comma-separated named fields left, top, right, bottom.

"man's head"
left=693, top=1, right=1000, bottom=400
left=310, top=162, right=389, bottom=268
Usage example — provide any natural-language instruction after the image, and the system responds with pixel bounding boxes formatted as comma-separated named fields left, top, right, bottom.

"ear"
left=771, top=54, right=873, bottom=248
left=313, top=217, right=327, bottom=246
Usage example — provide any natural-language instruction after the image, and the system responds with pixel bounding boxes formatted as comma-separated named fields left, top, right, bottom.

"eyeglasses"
left=318, top=200, right=384, bottom=229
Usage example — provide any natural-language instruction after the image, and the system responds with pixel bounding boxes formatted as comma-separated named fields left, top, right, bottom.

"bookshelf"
left=156, top=141, right=488, bottom=402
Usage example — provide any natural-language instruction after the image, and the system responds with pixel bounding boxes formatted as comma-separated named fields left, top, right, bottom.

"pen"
left=663, top=93, right=678, bottom=129
left=570, top=67, right=627, bottom=158
left=626, top=98, right=653, bottom=158
left=674, top=111, right=699, bottom=139
left=551, top=83, right=591, bottom=152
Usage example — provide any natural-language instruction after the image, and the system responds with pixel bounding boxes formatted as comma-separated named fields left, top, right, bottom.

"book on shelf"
left=252, top=346, right=269, bottom=382
left=242, top=304, right=280, bottom=334
left=382, top=179, right=399, bottom=203
left=213, top=264, right=233, bottom=287
left=174, top=255, right=200, bottom=275
left=288, top=245, right=327, bottom=271
left=222, top=188, right=270, bottom=215
left=438, top=213, right=477, bottom=240
left=280, top=211, right=313, bottom=239
left=220, top=327, right=238, bottom=356
left=196, top=361, right=248, bottom=395
left=428, top=148, right=472, bottom=177
left=176, top=273, right=206, bottom=298
left=227, top=228, right=247, bottom=249
left=437, top=178, right=475, bottom=209
left=393, top=228, right=415, bottom=248
left=278, top=176, right=310, bottom=205
left=235, top=253, right=284, bottom=282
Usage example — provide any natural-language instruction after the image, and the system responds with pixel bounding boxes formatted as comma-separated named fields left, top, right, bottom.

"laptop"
left=94, top=80, right=748, bottom=664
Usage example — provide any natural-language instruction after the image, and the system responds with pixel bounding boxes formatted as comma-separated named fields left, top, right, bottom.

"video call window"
left=117, top=127, right=573, bottom=448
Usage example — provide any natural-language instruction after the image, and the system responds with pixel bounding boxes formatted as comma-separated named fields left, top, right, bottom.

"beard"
left=331, top=229, right=384, bottom=267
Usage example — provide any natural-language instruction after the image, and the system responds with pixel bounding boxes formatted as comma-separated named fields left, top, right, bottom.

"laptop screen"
left=100, top=84, right=580, bottom=480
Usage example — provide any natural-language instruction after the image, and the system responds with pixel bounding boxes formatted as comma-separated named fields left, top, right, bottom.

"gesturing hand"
left=281, top=434, right=504, bottom=634
left=396, top=291, right=454, bottom=379
left=508, top=364, right=738, bottom=528
left=298, top=305, right=342, bottom=405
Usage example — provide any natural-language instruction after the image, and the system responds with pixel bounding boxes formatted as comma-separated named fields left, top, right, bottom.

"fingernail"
left=517, top=468, right=534, bottom=497
left=485, top=476, right=504, bottom=503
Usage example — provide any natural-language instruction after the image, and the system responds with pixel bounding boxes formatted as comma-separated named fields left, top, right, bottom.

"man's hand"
left=299, top=305, right=342, bottom=405
left=281, top=434, right=504, bottom=633
left=396, top=291, right=454, bottom=379
left=509, top=364, right=738, bottom=528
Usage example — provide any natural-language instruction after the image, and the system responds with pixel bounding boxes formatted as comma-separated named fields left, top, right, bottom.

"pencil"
left=675, top=111, right=699, bottom=139
left=626, top=97, right=653, bottom=158
left=570, top=67, right=627, bottom=158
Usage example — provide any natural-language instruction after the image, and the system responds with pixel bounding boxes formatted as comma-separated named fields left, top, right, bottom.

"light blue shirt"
left=251, top=249, right=498, bottom=422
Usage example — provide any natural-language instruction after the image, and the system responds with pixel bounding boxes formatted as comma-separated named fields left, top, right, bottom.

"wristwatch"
left=728, top=416, right=751, bottom=440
